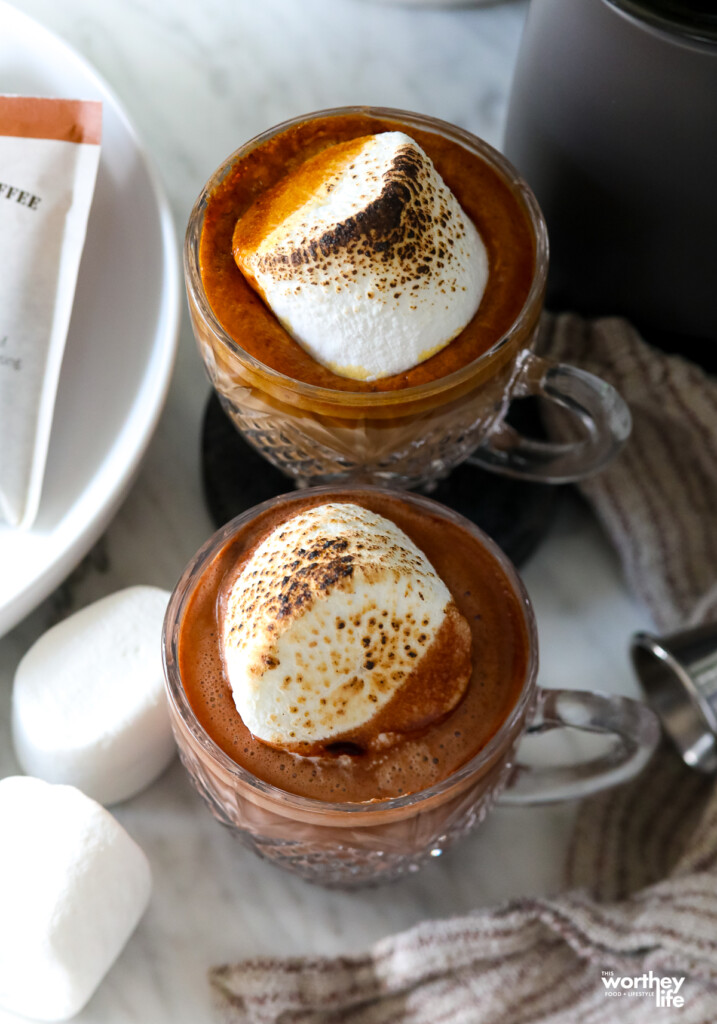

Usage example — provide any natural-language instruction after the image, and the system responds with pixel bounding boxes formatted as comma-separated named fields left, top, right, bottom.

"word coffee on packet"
left=0, top=96, right=102, bottom=529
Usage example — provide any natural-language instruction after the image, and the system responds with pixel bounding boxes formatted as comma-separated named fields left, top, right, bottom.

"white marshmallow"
left=12, top=586, right=176, bottom=805
left=221, top=502, right=454, bottom=749
left=233, top=132, right=488, bottom=381
left=0, top=776, right=151, bottom=1021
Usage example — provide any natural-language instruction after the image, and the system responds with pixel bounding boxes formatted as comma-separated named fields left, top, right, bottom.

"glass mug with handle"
left=184, top=106, right=631, bottom=491
left=162, top=487, right=659, bottom=888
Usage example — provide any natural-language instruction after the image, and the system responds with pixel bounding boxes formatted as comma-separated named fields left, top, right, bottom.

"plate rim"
left=0, top=0, right=181, bottom=637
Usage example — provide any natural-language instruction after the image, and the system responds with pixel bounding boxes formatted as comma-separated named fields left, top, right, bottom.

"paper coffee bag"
left=0, top=96, right=102, bottom=529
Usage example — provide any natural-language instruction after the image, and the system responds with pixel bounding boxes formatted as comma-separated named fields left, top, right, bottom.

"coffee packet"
left=0, top=96, right=102, bottom=529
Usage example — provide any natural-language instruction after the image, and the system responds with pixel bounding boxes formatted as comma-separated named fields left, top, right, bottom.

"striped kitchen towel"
left=210, top=747, right=717, bottom=1024
left=540, top=314, right=717, bottom=632
left=211, top=317, right=717, bottom=1023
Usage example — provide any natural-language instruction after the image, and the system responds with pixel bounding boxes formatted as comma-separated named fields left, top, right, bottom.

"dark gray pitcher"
left=504, top=0, right=717, bottom=345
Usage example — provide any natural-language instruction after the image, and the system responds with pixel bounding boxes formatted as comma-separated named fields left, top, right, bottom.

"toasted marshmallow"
left=220, top=502, right=472, bottom=752
left=233, top=132, right=488, bottom=381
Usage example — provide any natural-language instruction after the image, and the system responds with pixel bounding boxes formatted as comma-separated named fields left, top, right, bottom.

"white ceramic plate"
left=0, top=2, right=180, bottom=638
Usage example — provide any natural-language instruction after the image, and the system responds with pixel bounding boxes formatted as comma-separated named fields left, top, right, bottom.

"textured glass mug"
left=162, top=487, right=659, bottom=888
left=184, top=106, right=631, bottom=491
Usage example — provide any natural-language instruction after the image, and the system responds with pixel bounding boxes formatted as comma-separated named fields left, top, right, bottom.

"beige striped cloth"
left=211, top=316, right=717, bottom=1023
left=541, top=314, right=717, bottom=633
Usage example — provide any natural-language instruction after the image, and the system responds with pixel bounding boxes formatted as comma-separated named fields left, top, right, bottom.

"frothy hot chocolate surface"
left=178, top=492, right=529, bottom=804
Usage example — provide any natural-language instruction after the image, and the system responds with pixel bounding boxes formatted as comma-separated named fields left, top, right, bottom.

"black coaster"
left=201, top=393, right=561, bottom=567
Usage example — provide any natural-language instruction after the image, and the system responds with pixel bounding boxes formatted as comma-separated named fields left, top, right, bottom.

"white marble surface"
left=0, top=1, right=654, bottom=1021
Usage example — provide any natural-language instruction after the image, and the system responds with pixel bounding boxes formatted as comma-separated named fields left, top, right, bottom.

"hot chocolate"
left=177, top=489, right=529, bottom=803
left=164, top=488, right=655, bottom=886
left=199, top=111, right=535, bottom=393
left=188, top=107, right=629, bottom=490
left=186, top=107, right=561, bottom=488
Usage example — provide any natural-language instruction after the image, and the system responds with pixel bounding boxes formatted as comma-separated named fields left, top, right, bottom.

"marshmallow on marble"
left=0, top=776, right=151, bottom=1021
left=12, top=586, right=175, bottom=805
left=233, top=131, right=488, bottom=381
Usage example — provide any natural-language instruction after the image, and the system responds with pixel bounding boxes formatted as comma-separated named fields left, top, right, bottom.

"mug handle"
left=469, top=351, right=631, bottom=483
left=498, top=687, right=661, bottom=806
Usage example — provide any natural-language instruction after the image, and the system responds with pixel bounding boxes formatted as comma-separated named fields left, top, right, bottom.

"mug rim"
left=183, top=104, right=549, bottom=410
left=162, top=484, right=540, bottom=820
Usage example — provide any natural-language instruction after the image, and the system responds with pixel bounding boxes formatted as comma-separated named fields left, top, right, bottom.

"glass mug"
left=184, top=106, right=631, bottom=491
left=162, top=487, right=659, bottom=888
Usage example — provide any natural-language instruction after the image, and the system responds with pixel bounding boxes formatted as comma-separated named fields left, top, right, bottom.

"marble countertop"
left=0, top=1, right=654, bottom=1021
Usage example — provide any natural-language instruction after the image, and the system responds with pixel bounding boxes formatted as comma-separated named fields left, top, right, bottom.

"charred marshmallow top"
left=232, top=132, right=488, bottom=381
left=220, top=503, right=472, bottom=753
